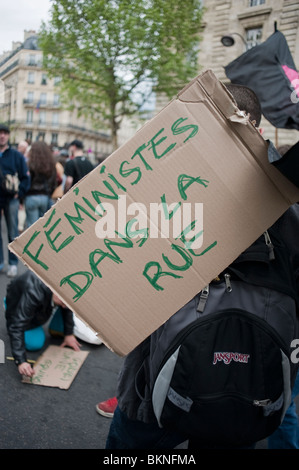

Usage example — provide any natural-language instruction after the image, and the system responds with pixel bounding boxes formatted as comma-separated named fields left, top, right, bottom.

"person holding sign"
left=104, top=84, right=299, bottom=450
left=5, top=270, right=81, bottom=377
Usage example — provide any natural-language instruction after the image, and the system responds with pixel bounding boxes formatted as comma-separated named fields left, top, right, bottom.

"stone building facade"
left=1, top=3, right=298, bottom=153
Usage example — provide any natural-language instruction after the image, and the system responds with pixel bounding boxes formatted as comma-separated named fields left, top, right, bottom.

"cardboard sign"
left=22, top=346, right=89, bottom=389
left=10, top=70, right=299, bottom=356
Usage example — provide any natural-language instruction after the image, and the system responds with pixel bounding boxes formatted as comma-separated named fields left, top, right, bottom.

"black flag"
left=225, top=30, right=299, bottom=130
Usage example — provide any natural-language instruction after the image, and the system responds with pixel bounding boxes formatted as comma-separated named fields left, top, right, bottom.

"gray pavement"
left=0, top=222, right=296, bottom=451
left=0, top=222, right=124, bottom=449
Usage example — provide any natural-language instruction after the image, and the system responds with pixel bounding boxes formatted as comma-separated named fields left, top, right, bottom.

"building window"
left=39, top=111, right=46, bottom=125
left=51, top=133, right=58, bottom=145
left=27, top=110, right=33, bottom=123
left=53, top=94, right=60, bottom=106
left=27, top=91, right=34, bottom=103
left=52, top=112, right=59, bottom=126
left=28, top=72, right=35, bottom=84
left=40, top=93, right=47, bottom=105
left=54, top=76, right=61, bottom=86
left=246, top=27, right=262, bottom=49
left=28, top=54, right=36, bottom=66
left=248, top=0, right=265, bottom=5
left=41, top=73, right=47, bottom=85
left=26, top=131, right=32, bottom=142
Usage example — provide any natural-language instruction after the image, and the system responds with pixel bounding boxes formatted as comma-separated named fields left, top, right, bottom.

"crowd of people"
left=0, top=125, right=101, bottom=379
left=0, top=125, right=94, bottom=278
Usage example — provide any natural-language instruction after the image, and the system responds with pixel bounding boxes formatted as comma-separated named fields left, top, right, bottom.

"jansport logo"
left=213, top=352, right=250, bottom=365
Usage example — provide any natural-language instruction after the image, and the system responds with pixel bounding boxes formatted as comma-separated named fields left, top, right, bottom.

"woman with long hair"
left=25, top=141, right=57, bottom=227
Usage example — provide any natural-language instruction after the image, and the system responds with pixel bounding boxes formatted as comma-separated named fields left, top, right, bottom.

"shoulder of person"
left=56, top=161, right=64, bottom=175
left=81, top=156, right=94, bottom=166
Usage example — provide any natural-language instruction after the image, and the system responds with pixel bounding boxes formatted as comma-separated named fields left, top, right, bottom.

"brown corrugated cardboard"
left=22, top=346, right=89, bottom=389
left=9, top=70, right=299, bottom=356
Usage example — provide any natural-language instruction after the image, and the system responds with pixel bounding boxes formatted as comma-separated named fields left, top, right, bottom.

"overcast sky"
left=0, top=0, right=51, bottom=56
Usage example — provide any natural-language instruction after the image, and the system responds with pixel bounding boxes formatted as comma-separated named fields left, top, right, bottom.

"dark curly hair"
left=225, top=83, right=262, bottom=127
left=28, top=141, right=56, bottom=177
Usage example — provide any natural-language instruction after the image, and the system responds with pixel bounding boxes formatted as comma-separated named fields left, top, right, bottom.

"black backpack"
left=150, top=229, right=299, bottom=447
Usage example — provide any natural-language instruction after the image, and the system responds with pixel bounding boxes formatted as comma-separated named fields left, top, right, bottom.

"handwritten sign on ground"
left=22, top=346, right=89, bottom=389
left=10, top=70, right=299, bottom=356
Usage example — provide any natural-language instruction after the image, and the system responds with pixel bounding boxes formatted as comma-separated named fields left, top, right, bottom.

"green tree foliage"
left=39, top=0, right=203, bottom=149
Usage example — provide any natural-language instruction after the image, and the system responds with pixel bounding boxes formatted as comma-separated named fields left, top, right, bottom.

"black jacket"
left=26, top=168, right=57, bottom=197
left=5, top=271, right=74, bottom=365
left=271, top=140, right=299, bottom=188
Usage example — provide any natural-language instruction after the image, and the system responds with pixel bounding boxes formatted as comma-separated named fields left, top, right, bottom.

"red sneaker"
left=96, top=396, right=118, bottom=418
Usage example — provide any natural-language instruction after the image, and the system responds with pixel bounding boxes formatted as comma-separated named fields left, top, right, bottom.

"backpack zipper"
left=263, top=231, right=275, bottom=260
left=197, top=285, right=209, bottom=313
left=197, top=274, right=232, bottom=313
left=224, top=273, right=232, bottom=292
left=253, top=399, right=272, bottom=407
left=190, top=391, right=273, bottom=407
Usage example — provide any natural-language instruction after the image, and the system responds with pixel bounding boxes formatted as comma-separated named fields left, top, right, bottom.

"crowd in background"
left=1, top=123, right=102, bottom=384
left=0, top=123, right=95, bottom=279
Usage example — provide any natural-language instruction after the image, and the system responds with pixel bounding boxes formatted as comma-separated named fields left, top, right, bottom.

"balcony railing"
left=23, top=99, right=61, bottom=108
left=25, top=121, right=60, bottom=128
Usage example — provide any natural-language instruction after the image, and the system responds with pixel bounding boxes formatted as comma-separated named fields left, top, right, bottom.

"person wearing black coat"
left=0, top=123, right=31, bottom=278
left=270, top=140, right=299, bottom=188
left=5, top=270, right=81, bottom=377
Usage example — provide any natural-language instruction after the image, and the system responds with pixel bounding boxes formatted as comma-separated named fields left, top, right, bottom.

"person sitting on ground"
left=5, top=270, right=81, bottom=378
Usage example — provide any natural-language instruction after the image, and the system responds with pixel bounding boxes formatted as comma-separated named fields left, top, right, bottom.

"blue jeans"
left=25, top=194, right=50, bottom=227
left=268, top=372, right=299, bottom=449
left=106, top=406, right=188, bottom=449
left=0, top=198, right=19, bottom=266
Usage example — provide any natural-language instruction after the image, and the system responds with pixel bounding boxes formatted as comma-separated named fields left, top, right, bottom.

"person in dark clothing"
left=104, top=84, right=299, bottom=450
left=269, top=140, right=299, bottom=188
left=5, top=270, right=81, bottom=378
left=0, top=123, right=31, bottom=277
left=63, top=139, right=94, bottom=193
left=267, top=144, right=299, bottom=449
